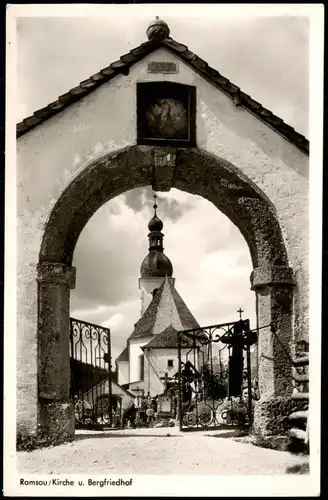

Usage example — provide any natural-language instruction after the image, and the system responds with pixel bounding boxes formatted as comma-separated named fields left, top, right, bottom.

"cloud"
left=71, top=187, right=198, bottom=309
left=102, top=313, right=125, bottom=331
left=72, top=203, right=143, bottom=308
left=123, top=186, right=195, bottom=222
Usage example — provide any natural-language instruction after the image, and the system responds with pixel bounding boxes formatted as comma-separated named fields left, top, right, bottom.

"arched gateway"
left=16, top=18, right=309, bottom=443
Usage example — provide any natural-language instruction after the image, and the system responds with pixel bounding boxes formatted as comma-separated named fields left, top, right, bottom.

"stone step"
left=289, top=410, right=308, bottom=421
left=292, top=355, right=309, bottom=366
left=293, top=373, right=309, bottom=383
left=291, top=392, right=309, bottom=400
left=289, top=427, right=307, bottom=441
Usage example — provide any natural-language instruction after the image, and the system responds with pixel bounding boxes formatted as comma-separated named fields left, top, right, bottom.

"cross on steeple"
left=153, top=193, right=158, bottom=215
left=237, top=308, right=244, bottom=320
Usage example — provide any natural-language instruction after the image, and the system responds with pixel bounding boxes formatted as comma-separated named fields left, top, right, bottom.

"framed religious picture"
left=137, top=82, right=196, bottom=147
left=157, top=393, right=174, bottom=416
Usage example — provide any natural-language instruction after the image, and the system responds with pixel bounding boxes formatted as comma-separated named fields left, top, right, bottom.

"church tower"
left=139, top=195, right=175, bottom=315
left=117, top=193, right=200, bottom=394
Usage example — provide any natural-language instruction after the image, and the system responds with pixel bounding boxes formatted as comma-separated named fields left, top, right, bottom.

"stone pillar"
left=250, top=265, right=299, bottom=437
left=37, top=262, right=76, bottom=443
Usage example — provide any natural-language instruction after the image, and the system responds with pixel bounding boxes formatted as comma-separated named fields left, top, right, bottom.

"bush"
left=219, top=397, right=248, bottom=425
left=286, top=462, right=309, bottom=474
left=17, top=426, right=73, bottom=452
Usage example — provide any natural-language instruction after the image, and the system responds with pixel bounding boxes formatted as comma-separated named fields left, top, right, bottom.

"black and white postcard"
left=5, top=3, right=322, bottom=497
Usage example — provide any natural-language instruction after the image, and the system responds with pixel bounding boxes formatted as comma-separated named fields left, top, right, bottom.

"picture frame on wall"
left=137, top=82, right=196, bottom=147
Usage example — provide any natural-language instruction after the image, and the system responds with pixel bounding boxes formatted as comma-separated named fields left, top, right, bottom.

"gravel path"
left=17, top=428, right=308, bottom=476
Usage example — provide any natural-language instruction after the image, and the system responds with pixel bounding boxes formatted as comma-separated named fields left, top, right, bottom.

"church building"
left=116, top=196, right=201, bottom=397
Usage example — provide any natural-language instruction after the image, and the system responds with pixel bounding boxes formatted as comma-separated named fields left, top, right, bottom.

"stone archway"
left=37, top=145, right=295, bottom=439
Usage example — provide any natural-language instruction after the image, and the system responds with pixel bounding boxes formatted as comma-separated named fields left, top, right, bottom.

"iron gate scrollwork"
left=177, top=319, right=257, bottom=431
left=70, top=317, right=113, bottom=428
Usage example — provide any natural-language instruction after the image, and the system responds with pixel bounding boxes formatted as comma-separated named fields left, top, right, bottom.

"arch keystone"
left=152, top=147, right=177, bottom=191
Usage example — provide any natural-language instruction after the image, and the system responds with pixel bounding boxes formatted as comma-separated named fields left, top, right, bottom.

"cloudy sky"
left=15, top=6, right=309, bottom=362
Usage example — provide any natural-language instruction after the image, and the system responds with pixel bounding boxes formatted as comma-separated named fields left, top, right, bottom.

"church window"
left=167, top=359, right=174, bottom=368
left=138, top=354, right=145, bottom=381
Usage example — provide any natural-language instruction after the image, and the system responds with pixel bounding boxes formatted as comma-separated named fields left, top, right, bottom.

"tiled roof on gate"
left=16, top=27, right=309, bottom=154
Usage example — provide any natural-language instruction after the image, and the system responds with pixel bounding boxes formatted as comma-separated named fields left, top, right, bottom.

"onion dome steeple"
left=140, top=194, right=173, bottom=278
left=147, top=195, right=164, bottom=244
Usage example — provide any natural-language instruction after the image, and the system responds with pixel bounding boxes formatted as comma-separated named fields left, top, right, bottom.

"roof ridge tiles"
left=163, top=38, right=188, bottom=52
left=182, top=51, right=197, bottom=61
left=130, top=46, right=148, bottom=56
left=70, top=85, right=87, bottom=95
left=120, top=53, right=138, bottom=64
left=22, top=116, right=38, bottom=127
left=245, top=97, right=262, bottom=110
left=258, top=107, right=273, bottom=117
left=58, top=91, right=73, bottom=101
left=189, top=56, right=208, bottom=71
left=206, top=66, right=219, bottom=77
left=33, top=107, right=51, bottom=118
left=90, top=73, right=105, bottom=82
left=48, top=100, right=64, bottom=109
left=111, top=60, right=127, bottom=69
left=100, top=66, right=116, bottom=76
left=140, top=40, right=157, bottom=49
left=269, top=115, right=284, bottom=126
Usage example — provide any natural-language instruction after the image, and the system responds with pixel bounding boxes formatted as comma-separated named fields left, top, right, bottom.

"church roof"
left=142, top=325, right=193, bottom=349
left=129, top=281, right=165, bottom=340
left=128, top=276, right=200, bottom=340
left=116, top=346, right=129, bottom=363
left=167, top=279, right=199, bottom=331
left=16, top=22, right=309, bottom=154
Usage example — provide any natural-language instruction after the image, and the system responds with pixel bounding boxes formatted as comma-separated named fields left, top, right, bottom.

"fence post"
left=177, top=332, right=183, bottom=432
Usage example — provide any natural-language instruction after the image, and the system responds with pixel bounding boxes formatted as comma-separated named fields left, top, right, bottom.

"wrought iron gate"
left=177, top=319, right=257, bottom=431
left=70, top=317, right=113, bottom=429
